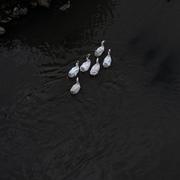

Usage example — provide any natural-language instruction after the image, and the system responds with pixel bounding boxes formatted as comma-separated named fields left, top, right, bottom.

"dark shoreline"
left=0, top=0, right=69, bottom=28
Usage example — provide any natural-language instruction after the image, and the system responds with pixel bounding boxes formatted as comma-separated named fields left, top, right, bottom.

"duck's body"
left=80, top=54, right=91, bottom=72
left=90, top=58, right=100, bottom=76
left=94, top=40, right=105, bottom=57
left=103, top=49, right=112, bottom=68
left=70, top=77, right=81, bottom=95
left=68, top=61, right=79, bottom=78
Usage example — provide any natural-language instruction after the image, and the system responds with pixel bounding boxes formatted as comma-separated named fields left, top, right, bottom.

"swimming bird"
left=90, top=58, right=100, bottom=76
left=80, top=54, right=91, bottom=72
left=68, top=60, right=79, bottom=78
left=103, top=49, right=112, bottom=68
left=59, top=0, right=71, bottom=11
left=94, top=40, right=105, bottom=57
left=70, top=77, right=81, bottom=95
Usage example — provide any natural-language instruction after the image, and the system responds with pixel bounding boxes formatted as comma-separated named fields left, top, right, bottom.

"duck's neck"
left=76, top=78, right=79, bottom=84
left=101, top=40, right=105, bottom=46
left=86, top=54, right=90, bottom=61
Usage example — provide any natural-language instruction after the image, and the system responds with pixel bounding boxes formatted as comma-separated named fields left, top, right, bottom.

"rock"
left=12, top=6, right=28, bottom=17
left=37, top=0, right=52, bottom=8
left=59, top=0, right=70, bottom=11
left=30, top=1, right=38, bottom=7
left=0, top=26, right=6, bottom=35
left=0, top=0, right=70, bottom=24
left=5, top=10, right=11, bottom=15
left=12, top=6, right=19, bottom=17
left=1, top=17, right=12, bottom=23
left=19, top=7, right=28, bottom=16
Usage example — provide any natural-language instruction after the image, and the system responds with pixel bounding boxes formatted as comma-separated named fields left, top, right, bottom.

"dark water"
left=1, top=0, right=180, bottom=179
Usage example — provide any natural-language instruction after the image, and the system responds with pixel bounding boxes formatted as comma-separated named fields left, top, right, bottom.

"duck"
left=94, top=40, right=105, bottom=57
left=59, top=0, right=71, bottom=11
left=90, top=58, right=100, bottom=76
left=80, top=54, right=91, bottom=72
left=70, top=77, right=81, bottom=95
left=103, top=49, right=112, bottom=68
left=68, top=60, right=80, bottom=78
left=1, top=17, right=12, bottom=24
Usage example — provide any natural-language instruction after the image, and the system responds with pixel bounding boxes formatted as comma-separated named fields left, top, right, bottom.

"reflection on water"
left=0, top=0, right=180, bottom=179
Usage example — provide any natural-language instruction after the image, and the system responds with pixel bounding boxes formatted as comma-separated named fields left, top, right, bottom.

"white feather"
left=70, top=77, right=81, bottom=95
left=68, top=61, right=79, bottom=78
left=103, top=49, right=112, bottom=68
left=94, top=40, right=105, bottom=57
left=90, top=58, right=100, bottom=76
left=80, top=54, right=91, bottom=72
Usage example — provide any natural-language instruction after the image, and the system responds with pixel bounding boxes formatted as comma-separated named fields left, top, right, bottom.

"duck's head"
left=101, top=40, right=105, bottom=45
left=86, top=53, right=91, bottom=59
left=76, top=60, right=79, bottom=66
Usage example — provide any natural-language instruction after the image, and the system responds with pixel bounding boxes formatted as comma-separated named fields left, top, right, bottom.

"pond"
left=0, top=0, right=180, bottom=179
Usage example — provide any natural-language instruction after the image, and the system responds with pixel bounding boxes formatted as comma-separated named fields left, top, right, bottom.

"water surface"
left=0, top=0, right=180, bottom=179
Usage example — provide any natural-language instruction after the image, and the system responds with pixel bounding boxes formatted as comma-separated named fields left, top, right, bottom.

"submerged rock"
left=12, top=6, right=28, bottom=17
left=19, top=7, right=28, bottom=15
left=59, top=1, right=71, bottom=11
left=37, top=0, right=52, bottom=8
left=0, top=26, right=6, bottom=35
left=59, top=0, right=70, bottom=11
left=0, top=17, right=12, bottom=23
left=12, top=7, right=19, bottom=17
left=30, top=0, right=38, bottom=7
left=0, top=0, right=70, bottom=25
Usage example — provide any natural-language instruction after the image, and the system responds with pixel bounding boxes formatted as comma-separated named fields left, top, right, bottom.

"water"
left=0, top=0, right=180, bottom=179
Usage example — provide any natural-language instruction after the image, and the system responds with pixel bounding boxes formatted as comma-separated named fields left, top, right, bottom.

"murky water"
left=0, top=0, right=180, bottom=179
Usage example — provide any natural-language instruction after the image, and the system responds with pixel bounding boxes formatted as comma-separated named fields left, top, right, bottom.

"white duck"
left=70, top=77, right=81, bottom=95
left=94, top=40, right=105, bottom=57
left=68, top=60, right=79, bottom=78
left=90, top=58, right=100, bottom=76
left=80, top=54, right=91, bottom=72
left=103, top=49, right=112, bottom=68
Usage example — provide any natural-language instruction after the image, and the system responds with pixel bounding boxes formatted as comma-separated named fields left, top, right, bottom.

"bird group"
left=68, top=40, right=112, bottom=95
